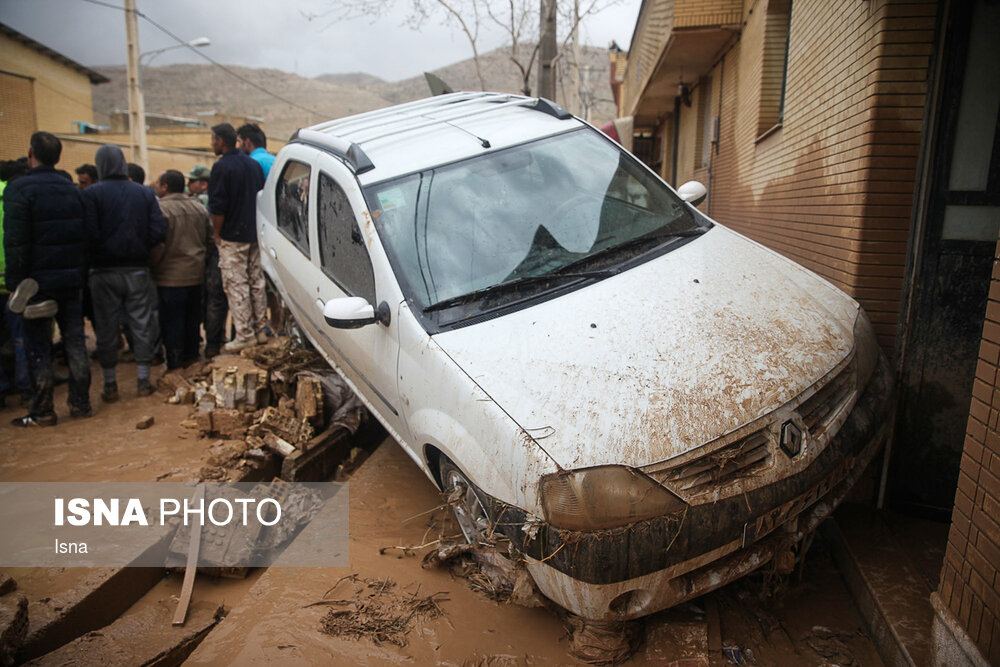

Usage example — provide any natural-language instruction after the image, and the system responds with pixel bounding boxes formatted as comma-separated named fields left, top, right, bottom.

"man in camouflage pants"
left=207, top=123, right=266, bottom=352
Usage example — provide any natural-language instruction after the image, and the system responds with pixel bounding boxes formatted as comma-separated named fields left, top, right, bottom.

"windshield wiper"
left=423, top=270, right=614, bottom=312
left=557, top=226, right=709, bottom=274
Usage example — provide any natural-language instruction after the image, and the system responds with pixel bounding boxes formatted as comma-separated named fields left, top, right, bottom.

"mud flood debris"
left=162, top=337, right=368, bottom=482
left=0, top=576, right=27, bottom=667
left=314, top=576, right=448, bottom=648
left=377, top=499, right=645, bottom=666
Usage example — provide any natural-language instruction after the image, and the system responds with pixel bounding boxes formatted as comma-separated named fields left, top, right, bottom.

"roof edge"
left=0, top=22, right=110, bottom=84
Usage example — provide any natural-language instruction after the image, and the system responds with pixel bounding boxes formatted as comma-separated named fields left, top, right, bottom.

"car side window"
left=318, top=171, right=376, bottom=303
left=275, top=160, right=311, bottom=256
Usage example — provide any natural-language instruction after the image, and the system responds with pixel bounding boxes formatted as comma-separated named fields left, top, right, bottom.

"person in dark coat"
left=3, top=132, right=92, bottom=426
left=82, top=144, right=166, bottom=402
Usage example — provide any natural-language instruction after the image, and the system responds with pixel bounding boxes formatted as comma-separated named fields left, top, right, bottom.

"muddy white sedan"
left=258, top=92, right=892, bottom=621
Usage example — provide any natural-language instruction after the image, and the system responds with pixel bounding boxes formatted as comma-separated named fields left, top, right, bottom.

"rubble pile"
left=160, top=338, right=366, bottom=482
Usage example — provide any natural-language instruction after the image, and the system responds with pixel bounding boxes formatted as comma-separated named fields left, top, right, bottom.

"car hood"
left=431, top=225, right=859, bottom=470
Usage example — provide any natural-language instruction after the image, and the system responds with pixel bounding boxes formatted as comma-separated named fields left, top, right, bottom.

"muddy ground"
left=1, top=352, right=887, bottom=665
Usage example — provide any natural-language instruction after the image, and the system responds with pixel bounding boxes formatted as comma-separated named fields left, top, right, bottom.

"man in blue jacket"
left=3, top=132, right=92, bottom=426
left=82, top=144, right=166, bottom=402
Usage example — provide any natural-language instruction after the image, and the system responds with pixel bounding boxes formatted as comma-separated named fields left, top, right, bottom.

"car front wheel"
left=439, top=456, right=492, bottom=544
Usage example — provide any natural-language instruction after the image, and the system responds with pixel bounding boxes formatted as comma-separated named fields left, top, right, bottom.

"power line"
left=77, top=0, right=328, bottom=118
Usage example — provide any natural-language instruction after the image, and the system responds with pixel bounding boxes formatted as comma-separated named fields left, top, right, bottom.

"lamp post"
left=124, top=0, right=209, bottom=178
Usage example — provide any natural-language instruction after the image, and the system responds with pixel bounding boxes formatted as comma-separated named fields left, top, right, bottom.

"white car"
left=257, top=92, right=892, bottom=621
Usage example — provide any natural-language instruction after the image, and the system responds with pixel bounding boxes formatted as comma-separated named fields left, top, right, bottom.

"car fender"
left=405, top=405, right=557, bottom=515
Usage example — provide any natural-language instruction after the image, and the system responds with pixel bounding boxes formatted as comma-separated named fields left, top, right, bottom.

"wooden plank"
left=173, top=485, right=204, bottom=627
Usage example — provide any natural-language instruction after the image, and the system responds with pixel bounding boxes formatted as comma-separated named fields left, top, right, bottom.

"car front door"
left=297, top=153, right=412, bottom=447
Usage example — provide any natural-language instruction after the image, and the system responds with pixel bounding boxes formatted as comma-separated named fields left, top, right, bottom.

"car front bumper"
left=483, top=353, right=894, bottom=620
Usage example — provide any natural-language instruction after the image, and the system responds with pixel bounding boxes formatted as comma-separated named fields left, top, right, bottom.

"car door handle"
left=316, top=299, right=325, bottom=311
left=268, top=247, right=277, bottom=259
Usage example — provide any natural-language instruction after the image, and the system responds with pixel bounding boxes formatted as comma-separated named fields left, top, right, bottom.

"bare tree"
left=485, top=0, right=620, bottom=102
left=307, top=0, right=623, bottom=106
left=305, top=0, right=488, bottom=91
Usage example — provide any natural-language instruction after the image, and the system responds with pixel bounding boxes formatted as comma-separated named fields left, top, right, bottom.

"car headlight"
left=540, top=465, right=687, bottom=531
left=853, top=307, right=879, bottom=393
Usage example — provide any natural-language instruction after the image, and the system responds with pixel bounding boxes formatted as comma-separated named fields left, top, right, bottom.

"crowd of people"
left=0, top=122, right=274, bottom=426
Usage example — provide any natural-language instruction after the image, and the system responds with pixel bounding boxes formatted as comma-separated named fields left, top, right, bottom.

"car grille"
left=798, top=357, right=857, bottom=431
left=644, top=355, right=858, bottom=498
left=647, top=431, right=772, bottom=495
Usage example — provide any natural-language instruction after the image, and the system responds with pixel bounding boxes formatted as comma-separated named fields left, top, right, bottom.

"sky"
left=0, top=0, right=641, bottom=82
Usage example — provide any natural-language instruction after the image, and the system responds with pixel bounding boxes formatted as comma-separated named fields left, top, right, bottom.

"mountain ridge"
left=91, top=43, right=617, bottom=142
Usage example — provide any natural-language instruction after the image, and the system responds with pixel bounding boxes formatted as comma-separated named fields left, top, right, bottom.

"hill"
left=91, top=44, right=617, bottom=142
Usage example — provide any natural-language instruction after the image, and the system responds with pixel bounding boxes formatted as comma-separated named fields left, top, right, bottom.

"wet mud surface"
left=2, top=353, right=889, bottom=665
left=187, top=442, right=887, bottom=666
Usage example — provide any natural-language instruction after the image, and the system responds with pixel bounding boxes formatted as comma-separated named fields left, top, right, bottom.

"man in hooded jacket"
left=82, top=145, right=166, bottom=401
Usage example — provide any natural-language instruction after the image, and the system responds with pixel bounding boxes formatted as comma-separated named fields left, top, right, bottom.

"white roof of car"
left=295, top=92, right=584, bottom=185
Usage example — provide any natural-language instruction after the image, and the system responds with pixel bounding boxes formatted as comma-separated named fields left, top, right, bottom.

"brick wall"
left=0, top=71, right=36, bottom=159
left=938, top=238, right=1000, bottom=664
left=0, top=35, right=95, bottom=135
left=703, top=0, right=937, bottom=350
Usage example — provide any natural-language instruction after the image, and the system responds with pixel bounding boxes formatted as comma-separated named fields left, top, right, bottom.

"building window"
left=758, top=0, right=792, bottom=138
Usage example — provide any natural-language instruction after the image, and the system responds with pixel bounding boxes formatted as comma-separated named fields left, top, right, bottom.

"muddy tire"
left=439, top=457, right=492, bottom=544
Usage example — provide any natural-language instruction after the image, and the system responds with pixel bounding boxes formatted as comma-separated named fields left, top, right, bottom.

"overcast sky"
left=0, top=0, right=640, bottom=82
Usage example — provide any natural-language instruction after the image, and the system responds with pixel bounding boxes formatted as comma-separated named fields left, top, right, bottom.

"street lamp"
left=140, top=37, right=211, bottom=66
left=124, top=0, right=210, bottom=178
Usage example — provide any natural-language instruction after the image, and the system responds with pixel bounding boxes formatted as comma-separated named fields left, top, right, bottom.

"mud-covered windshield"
left=365, top=128, right=707, bottom=318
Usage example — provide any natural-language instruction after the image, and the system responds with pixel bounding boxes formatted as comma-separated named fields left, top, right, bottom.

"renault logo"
left=780, top=420, right=803, bottom=458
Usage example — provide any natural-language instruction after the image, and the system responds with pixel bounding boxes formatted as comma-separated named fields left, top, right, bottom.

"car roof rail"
left=526, top=97, right=572, bottom=120
left=288, top=128, right=375, bottom=175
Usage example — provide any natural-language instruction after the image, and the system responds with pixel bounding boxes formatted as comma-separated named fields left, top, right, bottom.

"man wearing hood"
left=82, top=144, right=166, bottom=402
left=3, top=132, right=92, bottom=426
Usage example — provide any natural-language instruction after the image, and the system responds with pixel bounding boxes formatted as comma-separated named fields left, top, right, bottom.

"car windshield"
left=365, top=128, right=705, bottom=314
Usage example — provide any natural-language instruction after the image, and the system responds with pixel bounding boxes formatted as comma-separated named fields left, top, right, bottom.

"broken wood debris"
left=315, top=576, right=448, bottom=648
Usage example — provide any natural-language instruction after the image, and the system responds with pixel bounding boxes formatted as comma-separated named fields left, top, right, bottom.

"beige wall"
left=0, top=34, right=95, bottom=135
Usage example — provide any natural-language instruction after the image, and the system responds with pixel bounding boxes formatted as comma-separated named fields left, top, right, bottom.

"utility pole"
left=124, top=0, right=148, bottom=177
left=538, top=0, right=557, bottom=101
left=568, top=0, right=581, bottom=115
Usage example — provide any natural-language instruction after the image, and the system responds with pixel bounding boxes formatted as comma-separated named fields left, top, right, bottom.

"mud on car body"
left=257, top=92, right=892, bottom=621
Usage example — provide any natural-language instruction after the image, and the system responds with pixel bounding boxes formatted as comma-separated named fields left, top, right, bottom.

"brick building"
left=0, top=22, right=108, bottom=158
left=620, top=0, right=998, bottom=664
left=0, top=22, right=215, bottom=183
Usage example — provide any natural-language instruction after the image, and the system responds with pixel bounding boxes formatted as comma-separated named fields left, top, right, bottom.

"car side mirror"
left=676, top=181, right=707, bottom=207
left=323, top=296, right=391, bottom=329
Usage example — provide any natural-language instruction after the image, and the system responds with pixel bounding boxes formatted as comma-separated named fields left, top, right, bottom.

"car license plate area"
left=741, top=458, right=851, bottom=548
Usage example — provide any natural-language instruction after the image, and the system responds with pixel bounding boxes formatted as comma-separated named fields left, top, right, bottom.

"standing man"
left=82, top=144, right=166, bottom=401
left=151, top=170, right=211, bottom=369
left=187, top=166, right=211, bottom=205
left=74, top=164, right=98, bottom=191
left=188, top=165, right=226, bottom=357
left=208, top=123, right=266, bottom=352
left=3, top=132, right=92, bottom=425
left=236, top=123, right=274, bottom=179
